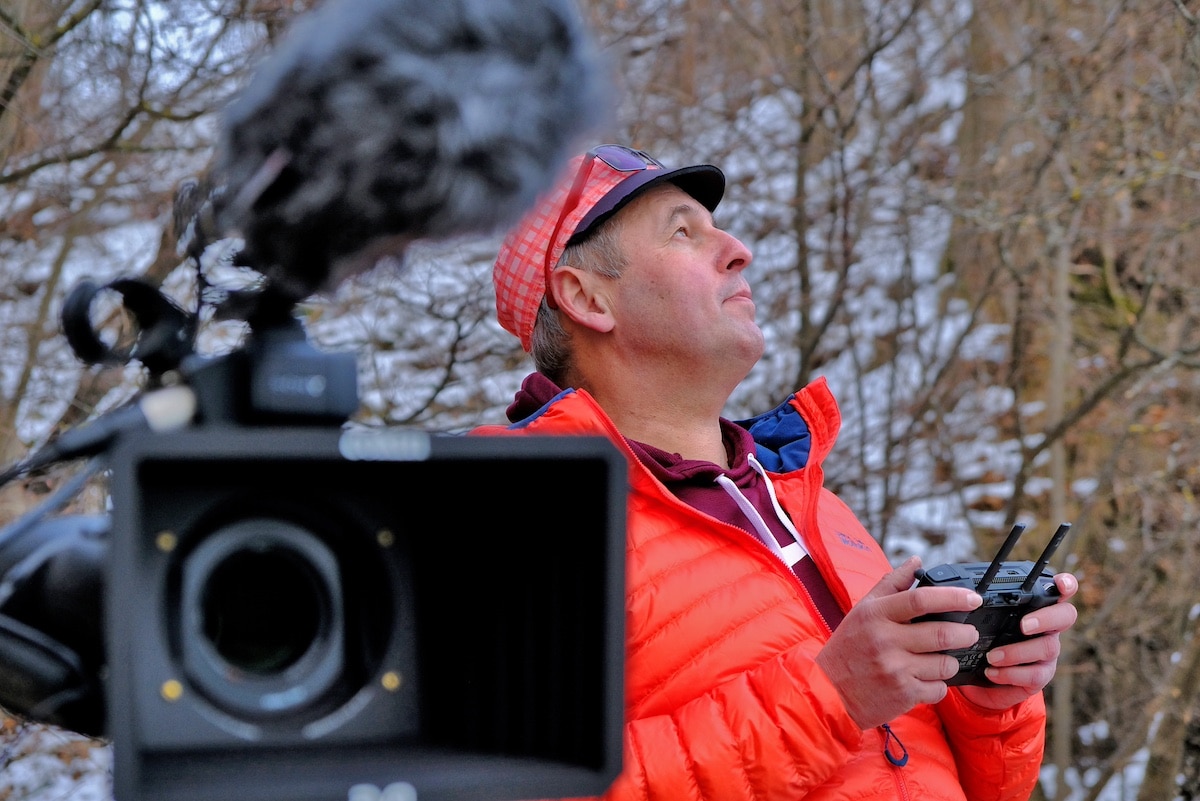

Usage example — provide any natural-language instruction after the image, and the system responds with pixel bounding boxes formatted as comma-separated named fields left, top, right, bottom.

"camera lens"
left=200, top=545, right=325, bottom=675
left=178, top=517, right=346, bottom=720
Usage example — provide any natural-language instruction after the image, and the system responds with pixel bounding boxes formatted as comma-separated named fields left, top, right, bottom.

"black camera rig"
left=0, top=0, right=619, bottom=793
left=0, top=278, right=626, bottom=801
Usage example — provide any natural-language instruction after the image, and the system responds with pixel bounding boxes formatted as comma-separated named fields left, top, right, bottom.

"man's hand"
left=957, top=571, right=1079, bottom=710
left=815, top=556, right=984, bottom=730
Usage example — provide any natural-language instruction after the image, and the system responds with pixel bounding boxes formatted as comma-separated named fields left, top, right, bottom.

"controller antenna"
left=1021, top=522, right=1071, bottom=592
left=975, top=524, right=1026, bottom=593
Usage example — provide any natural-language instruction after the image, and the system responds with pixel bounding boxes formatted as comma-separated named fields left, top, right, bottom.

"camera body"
left=0, top=0, right=620, bottom=789
left=102, top=424, right=626, bottom=801
left=0, top=302, right=631, bottom=801
left=0, top=271, right=631, bottom=801
left=913, top=523, right=1069, bottom=686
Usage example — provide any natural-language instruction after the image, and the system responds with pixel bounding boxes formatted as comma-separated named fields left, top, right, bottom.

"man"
left=476, top=144, right=1079, bottom=800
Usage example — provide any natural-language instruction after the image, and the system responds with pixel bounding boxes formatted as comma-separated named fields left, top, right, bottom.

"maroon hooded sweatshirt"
left=506, top=372, right=843, bottom=627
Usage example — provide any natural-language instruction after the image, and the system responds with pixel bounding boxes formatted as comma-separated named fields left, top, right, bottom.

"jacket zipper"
left=713, top=471, right=830, bottom=631
left=880, top=724, right=912, bottom=800
left=575, top=392, right=913, bottom=796
left=746, top=456, right=835, bottom=633
left=722, top=464, right=915, bottom=798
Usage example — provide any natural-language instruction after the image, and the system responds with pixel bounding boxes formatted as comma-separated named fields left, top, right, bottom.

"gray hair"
left=530, top=218, right=627, bottom=386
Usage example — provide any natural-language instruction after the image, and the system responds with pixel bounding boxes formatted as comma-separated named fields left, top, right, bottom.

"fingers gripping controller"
left=913, top=523, right=1070, bottom=686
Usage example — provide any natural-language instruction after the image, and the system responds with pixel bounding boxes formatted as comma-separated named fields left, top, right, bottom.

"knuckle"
left=905, top=587, right=936, bottom=616
left=1042, top=635, right=1062, bottom=661
left=940, top=654, right=961, bottom=681
left=933, top=624, right=957, bottom=652
left=920, top=678, right=949, bottom=706
left=933, top=622, right=972, bottom=652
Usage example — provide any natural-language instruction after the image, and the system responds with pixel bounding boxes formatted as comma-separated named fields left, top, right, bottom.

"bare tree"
left=2, top=1, right=1200, bottom=799
left=571, top=2, right=1200, bottom=799
left=950, top=2, right=1200, bottom=797
left=0, top=2, right=299, bottom=796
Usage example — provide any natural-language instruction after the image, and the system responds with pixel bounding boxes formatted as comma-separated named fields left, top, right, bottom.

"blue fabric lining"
left=506, top=387, right=578, bottom=429
left=736, top=399, right=812, bottom=473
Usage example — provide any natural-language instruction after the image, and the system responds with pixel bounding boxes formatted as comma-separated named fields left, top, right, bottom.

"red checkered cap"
left=493, top=150, right=724, bottom=351
left=493, top=154, right=623, bottom=351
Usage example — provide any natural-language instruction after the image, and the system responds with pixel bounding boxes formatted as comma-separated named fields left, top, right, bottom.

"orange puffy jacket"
left=473, top=376, right=1046, bottom=801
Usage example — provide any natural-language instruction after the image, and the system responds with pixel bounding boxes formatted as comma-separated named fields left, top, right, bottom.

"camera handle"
left=0, top=512, right=108, bottom=736
left=0, top=280, right=358, bottom=737
left=182, top=314, right=358, bottom=428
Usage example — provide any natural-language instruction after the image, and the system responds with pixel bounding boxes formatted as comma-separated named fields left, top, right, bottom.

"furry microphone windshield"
left=213, top=0, right=610, bottom=304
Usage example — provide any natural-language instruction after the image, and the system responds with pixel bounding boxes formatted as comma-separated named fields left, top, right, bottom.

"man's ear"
left=549, top=266, right=616, bottom=334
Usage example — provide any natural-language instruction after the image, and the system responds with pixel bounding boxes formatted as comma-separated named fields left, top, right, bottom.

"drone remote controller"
left=913, top=522, right=1070, bottom=686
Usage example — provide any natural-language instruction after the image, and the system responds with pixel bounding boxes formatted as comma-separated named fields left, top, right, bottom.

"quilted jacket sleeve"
left=935, top=688, right=1047, bottom=801
left=597, top=646, right=864, bottom=801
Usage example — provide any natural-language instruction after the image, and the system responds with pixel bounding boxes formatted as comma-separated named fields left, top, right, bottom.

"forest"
left=0, top=1, right=1199, bottom=799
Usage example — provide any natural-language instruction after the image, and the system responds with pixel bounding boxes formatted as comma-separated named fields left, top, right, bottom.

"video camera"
left=913, top=522, right=1069, bottom=686
left=0, top=273, right=626, bottom=801
left=0, top=278, right=626, bottom=801
left=0, top=0, right=624, bottom=798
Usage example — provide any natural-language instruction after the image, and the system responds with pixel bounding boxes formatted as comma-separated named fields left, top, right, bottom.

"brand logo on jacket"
left=836, top=531, right=870, bottom=551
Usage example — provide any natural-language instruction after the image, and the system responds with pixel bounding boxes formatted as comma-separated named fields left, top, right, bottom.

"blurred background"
left=0, top=1, right=1198, bottom=799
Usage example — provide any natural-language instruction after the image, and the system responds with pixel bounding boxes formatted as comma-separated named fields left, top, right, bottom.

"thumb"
left=862, top=555, right=922, bottom=601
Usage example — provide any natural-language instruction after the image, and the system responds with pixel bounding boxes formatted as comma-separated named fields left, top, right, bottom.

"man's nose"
left=720, top=229, right=753, bottom=272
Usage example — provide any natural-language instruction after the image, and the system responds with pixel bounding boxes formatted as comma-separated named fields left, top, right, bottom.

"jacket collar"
left=506, top=372, right=842, bottom=476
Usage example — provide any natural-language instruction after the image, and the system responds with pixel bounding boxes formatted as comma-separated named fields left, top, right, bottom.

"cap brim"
left=570, top=164, right=725, bottom=243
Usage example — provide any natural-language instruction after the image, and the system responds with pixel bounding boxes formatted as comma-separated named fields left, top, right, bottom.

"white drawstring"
left=715, top=457, right=808, bottom=567
left=748, top=454, right=809, bottom=552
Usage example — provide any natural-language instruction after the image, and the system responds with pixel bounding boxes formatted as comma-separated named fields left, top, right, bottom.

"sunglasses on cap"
left=542, top=145, right=665, bottom=309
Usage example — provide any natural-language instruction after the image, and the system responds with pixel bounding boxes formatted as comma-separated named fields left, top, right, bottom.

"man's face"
left=604, top=183, right=765, bottom=374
